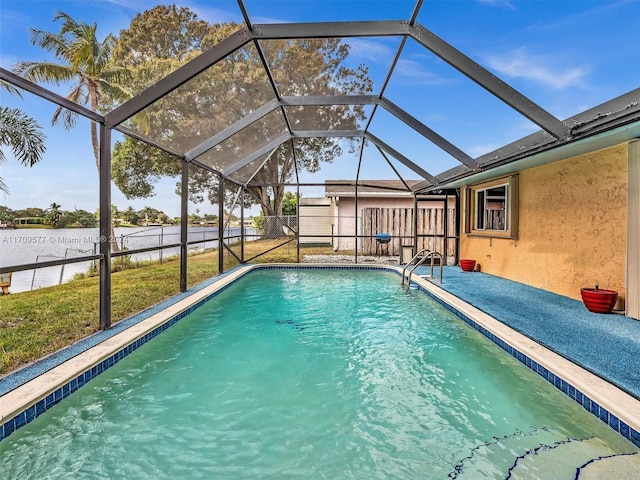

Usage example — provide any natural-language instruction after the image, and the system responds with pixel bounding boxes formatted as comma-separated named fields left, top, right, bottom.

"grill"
left=375, top=233, right=391, bottom=244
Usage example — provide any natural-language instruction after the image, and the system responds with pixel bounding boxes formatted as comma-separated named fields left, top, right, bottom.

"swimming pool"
left=1, top=267, right=638, bottom=478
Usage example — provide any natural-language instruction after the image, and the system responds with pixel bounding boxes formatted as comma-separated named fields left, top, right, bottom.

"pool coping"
left=2, top=263, right=640, bottom=448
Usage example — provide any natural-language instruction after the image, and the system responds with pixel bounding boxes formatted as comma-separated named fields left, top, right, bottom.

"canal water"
left=0, top=226, right=254, bottom=293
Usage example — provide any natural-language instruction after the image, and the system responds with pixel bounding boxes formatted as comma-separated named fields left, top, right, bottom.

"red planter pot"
left=580, top=288, right=618, bottom=314
left=459, top=259, right=476, bottom=272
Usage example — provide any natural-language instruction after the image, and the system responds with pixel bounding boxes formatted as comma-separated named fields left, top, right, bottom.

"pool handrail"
left=401, top=249, right=444, bottom=286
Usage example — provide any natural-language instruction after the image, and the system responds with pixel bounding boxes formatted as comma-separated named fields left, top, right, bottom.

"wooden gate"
left=362, top=207, right=457, bottom=261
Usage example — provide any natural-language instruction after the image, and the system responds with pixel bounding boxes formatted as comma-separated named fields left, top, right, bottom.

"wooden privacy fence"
left=362, top=207, right=457, bottom=259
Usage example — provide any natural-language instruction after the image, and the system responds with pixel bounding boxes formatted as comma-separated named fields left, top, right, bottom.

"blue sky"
left=1, top=0, right=639, bottom=217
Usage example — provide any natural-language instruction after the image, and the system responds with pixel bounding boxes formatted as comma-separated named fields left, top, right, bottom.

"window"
left=466, top=175, right=518, bottom=238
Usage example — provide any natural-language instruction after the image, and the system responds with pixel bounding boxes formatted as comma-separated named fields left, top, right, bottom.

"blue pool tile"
left=561, top=379, right=569, bottom=394
left=582, top=395, right=591, bottom=411
left=26, top=406, right=36, bottom=422
left=45, top=393, right=54, bottom=408
left=609, top=414, right=620, bottom=432
left=591, top=400, right=600, bottom=417
left=35, top=400, right=45, bottom=416
left=631, top=428, right=640, bottom=447
left=568, top=385, right=576, bottom=400
left=599, top=407, right=609, bottom=423
left=621, top=422, right=631, bottom=439
left=3, top=420, right=14, bottom=437
left=62, top=384, right=70, bottom=398
left=554, top=376, right=562, bottom=389
left=14, top=412, right=26, bottom=428
left=537, top=366, right=547, bottom=380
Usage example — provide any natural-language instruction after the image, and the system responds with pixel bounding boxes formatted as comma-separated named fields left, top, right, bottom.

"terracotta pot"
left=459, top=259, right=476, bottom=272
left=580, top=288, right=618, bottom=314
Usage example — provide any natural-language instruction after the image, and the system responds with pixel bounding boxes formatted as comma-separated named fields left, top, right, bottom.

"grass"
left=0, top=239, right=343, bottom=376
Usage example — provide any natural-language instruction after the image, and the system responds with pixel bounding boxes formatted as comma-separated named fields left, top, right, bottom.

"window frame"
left=466, top=175, right=519, bottom=239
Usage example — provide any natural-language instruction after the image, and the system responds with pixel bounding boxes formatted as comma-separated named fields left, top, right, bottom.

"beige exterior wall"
left=628, top=140, right=640, bottom=319
left=460, top=143, right=628, bottom=303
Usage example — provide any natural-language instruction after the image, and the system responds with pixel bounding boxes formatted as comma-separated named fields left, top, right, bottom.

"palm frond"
left=0, top=80, right=23, bottom=98
left=13, top=61, right=76, bottom=85
left=0, top=106, right=47, bottom=167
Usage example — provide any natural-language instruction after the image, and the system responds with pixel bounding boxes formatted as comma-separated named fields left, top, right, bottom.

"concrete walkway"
left=415, top=266, right=640, bottom=400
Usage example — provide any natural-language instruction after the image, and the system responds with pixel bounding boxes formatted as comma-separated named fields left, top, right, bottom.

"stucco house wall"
left=460, top=143, right=628, bottom=305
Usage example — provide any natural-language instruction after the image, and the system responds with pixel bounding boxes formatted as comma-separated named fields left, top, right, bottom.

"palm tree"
left=14, top=11, right=132, bottom=248
left=0, top=81, right=46, bottom=193
left=123, top=206, right=137, bottom=225
left=111, top=204, right=120, bottom=223
left=142, top=206, right=153, bottom=226
left=46, top=202, right=62, bottom=227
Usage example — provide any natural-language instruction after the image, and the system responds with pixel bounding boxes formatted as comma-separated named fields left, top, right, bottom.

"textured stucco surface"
left=461, top=144, right=628, bottom=302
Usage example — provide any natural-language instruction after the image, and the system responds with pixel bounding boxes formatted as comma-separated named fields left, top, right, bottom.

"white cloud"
left=477, top=0, right=516, bottom=10
left=346, top=38, right=395, bottom=62
left=342, top=38, right=452, bottom=86
left=394, top=58, right=452, bottom=85
left=484, top=48, right=588, bottom=89
left=467, top=143, right=502, bottom=158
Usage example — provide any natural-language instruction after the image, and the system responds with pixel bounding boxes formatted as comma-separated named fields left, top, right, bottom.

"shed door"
left=298, top=205, right=331, bottom=245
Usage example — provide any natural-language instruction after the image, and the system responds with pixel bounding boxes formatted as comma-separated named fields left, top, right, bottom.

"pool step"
left=449, top=427, right=626, bottom=479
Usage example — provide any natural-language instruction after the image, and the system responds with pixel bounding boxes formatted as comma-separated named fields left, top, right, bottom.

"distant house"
left=323, top=180, right=457, bottom=262
left=13, top=217, right=44, bottom=226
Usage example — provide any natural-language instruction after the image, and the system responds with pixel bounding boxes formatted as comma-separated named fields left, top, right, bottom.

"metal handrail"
left=402, top=249, right=444, bottom=286
left=401, top=249, right=430, bottom=285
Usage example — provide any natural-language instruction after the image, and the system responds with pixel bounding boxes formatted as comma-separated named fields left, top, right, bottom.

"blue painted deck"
left=416, top=266, right=640, bottom=400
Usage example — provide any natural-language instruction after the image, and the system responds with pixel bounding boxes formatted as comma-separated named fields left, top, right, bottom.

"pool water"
left=1, top=269, right=636, bottom=479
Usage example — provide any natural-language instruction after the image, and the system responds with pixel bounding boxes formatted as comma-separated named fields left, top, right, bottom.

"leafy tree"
left=122, top=206, right=140, bottom=225
left=58, top=208, right=98, bottom=228
left=0, top=82, right=46, bottom=193
left=73, top=209, right=98, bottom=227
left=156, top=212, right=169, bottom=224
left=281, top=191, right=297, bottom=216
left=0, top=206, right=15, bottom=224
left=140, top=206, right=155, bottom=225
left=188, top=212, right=202, bottom=224
left=110, top=6, right=371, bottom=226
left=45, top=202, right=62, bottom=227
left=252, top=192, right=297, bottom=234
left=14, top=207, right=45, bottom=218
left=14, top=11, right=132, bottom=248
